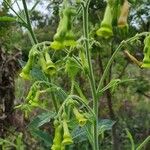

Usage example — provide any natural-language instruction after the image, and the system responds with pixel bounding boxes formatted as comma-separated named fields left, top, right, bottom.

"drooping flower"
left=118, top=0, right=130, bottom=28
left=141, top=35, right=150, bottom=68
left=96, top=1, right=114, bottom=38
left=62, top=120, right=73, bottom=145
left=51, top=6, right=76, bottom=50
left=39, top=52, right=56, bottom=76
left=51, top=120, right=63, bottom=150
left=73, top=107, right=87, bottom=127
left=20, top=48, right=38, bottom=80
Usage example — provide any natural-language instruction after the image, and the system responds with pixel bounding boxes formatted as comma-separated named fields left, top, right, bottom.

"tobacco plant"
left=2, top=0, right=150, bottom=149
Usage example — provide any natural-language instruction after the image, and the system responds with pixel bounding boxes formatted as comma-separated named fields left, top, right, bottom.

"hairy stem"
left=22, top=0, right=38, bottom=44
left=97, top=31, right=149, bottom=96
left=82, top=1, right=99, bottom=150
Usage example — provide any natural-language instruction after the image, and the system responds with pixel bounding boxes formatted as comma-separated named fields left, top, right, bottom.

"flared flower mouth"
left=62, top=137, right=73, bottom=145
left=78, top=117, right=87, bottom=127
left=63, top=40, right=77, bottom=47
left=96, top=26, right=113, bottom=39
left=141, top=62, right=150, bottom=68
left=51, top=40, right=64, bottom=50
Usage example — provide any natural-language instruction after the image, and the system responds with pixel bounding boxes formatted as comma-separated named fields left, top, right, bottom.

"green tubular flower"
left=20, top=51, right=35, bottom=80
left=118, top=0, right=130, bottom=28
left=62, top=120, right=73, bottom=145
left=73, top=107, right=87, bottom=127
left=96, top=2, right=113, bottom=38
left=44, top=52, right=56, bottom=76
left=51, top=41, right=65, bottom=50
left=51, top=6, right=76, bottom=50
left=51, top=120, right=63, bottom=150
left=30, top=90, right=40, bottom=104
left=19, top=58, right=32, bottom=80
left=141, top=35, right=150, bottom=68
left=60, top=145, right=65, bottom=150
left=63, top=30, right=76, bottom=47
left=20, top=48, right=38, bottom=80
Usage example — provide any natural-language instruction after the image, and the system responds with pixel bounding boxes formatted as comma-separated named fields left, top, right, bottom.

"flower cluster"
left=96, top=0, right=130, bottom=38
left=20, top=45, right=56, bottom=80
left=51, top=99, right=87, bottom=150
left=51, top=5, right=77, bottom=50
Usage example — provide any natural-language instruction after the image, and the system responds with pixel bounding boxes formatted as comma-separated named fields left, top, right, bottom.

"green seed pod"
left=73, top=107, right=87, bottom=127
left=20, top=48, right=39, bottom=80
left=141, top=35, right=150, bottom=68
left=96, top=2, right=113, bottom=38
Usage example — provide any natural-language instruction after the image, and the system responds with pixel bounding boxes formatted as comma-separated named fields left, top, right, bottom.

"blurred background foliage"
left=0, top=0, right=150, bottom=149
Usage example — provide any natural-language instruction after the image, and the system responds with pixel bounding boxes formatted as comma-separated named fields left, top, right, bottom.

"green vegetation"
left=0, top=0, right=150, bottom=150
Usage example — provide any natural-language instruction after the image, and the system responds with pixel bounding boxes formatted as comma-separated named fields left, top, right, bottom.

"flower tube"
left=44, top=52, right=56, bottom=76
left=51, top=120, right=63, bottom=150
left=96, top=1, right=113, bottom=38
left=141, top=35, right=150, bottom=68
left=19, top=57, right=33, bottom=80
left=118, top=0, right=130, bottom=28
left=62, top=120, right=73, bottom=145
left=51, top=6, right=76, bottom=50
left=73, top=107, right=87, bottom=127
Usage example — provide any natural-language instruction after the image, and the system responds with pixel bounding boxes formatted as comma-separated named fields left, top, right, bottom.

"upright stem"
left=97, top=32, right=149, bottom=95
left=82, top=1, right=99, bottom=150
left=22, top=0, right=58, bottom=112
left=22, top=0, right=38, bottom=44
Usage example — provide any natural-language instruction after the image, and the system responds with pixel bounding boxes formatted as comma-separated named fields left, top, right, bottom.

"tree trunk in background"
left=0, top=47, right=21, bottom=137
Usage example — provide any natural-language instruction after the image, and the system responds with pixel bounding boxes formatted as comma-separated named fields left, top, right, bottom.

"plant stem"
left=22, top=0, right=38, bottom=44
left=82, top=1, right=99, bottom=150
left=97, top=32, right=149, bottom=95
left=22, top=0, right=59, bottom=112
left=48, top=77, right=58, bottom=112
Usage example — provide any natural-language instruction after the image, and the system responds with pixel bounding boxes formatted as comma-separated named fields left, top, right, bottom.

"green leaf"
left=28, top=111, right=56, bottom=129
left=72, top=125, right=87, bottom=143
left=98, top=78, right=135, bottom=95
left=31, top=66, right=48, bottom=81
left=125, top=128, right=135, bottom=150
left=65, top=57, right=81, bottom=79
left=0, top=16, right=16, bottom=22
left=98, top=119, right=115, bottom=135
left=30, top=129, right=52, bottom=147
left=136, top=136, right=150, bottom=150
